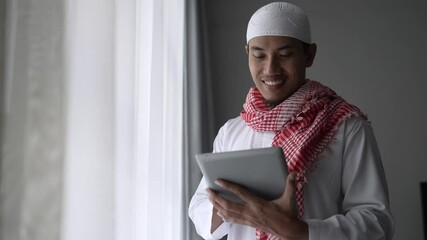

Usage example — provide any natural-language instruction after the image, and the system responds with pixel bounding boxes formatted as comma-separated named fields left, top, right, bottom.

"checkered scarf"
left=240, top=80, right=366, bottom=240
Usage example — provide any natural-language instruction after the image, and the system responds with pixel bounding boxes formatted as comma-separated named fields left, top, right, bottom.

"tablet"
left=196, top=146, right=288, bottom=203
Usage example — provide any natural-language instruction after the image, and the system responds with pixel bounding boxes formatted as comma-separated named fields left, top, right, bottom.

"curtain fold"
left=137, top=0, right=185, bottom=239
left=1, top=0, right=65, bottom=239
left=113, top=0, right=136, bottom=239
left=0, top=0, right=5, bottom=138
left=184, top=0, right=216, bottom=239
left=1, top=0, right=187, bottom=239
left=0, top=0, right=185, bottom=240
left=62, top=0, right=115, bottom=239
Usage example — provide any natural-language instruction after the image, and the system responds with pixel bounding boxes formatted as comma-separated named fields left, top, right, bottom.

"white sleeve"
left=306, top=119, right=395, bottom=240
left=188, top=177, right=231, bottom=240
left=188, top=124, right=231, bottom=239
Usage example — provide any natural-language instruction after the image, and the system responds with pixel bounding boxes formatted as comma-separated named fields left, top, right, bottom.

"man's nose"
left=264, top=57, right=281, bottom=75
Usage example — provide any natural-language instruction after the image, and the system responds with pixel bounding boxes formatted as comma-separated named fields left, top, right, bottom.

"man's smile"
left=262, top=79, right=284, bottom=86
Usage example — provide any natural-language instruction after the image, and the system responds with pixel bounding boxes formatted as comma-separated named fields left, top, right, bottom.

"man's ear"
left=306, top=43, right=317, bottom=67
left=245, top=44, right=249, bottom=55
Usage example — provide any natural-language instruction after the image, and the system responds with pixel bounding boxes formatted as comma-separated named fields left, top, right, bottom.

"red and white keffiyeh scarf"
left=240, top=80, right=366, bottom=240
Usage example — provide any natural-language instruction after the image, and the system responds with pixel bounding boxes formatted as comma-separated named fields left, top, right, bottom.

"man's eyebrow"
left=250, top=45, right=293, bottom=51
left=250, top=46, right=264, bottom=51
left=276, top=45, right=293, bottom=51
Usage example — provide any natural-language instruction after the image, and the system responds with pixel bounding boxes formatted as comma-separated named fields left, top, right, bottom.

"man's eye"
left=279, top=52, right=292, bottom=58
left=253, top=54, right=265, bottom=59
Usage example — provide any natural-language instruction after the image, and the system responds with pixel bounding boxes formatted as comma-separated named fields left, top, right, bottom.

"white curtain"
left=1, top=0, right=185, bottom=239
left=63, top=0, right=185, bottom=239
left=61, top=0, right=116, bottom=239
left=136, top=0, right=185, bottom=239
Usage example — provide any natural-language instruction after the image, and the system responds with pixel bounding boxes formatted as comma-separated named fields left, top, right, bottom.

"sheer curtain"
left=1, top=0, right=66, bottom=239
left=1, top=0, right=185, bottom=239
left=64, top=0, right=185, bottom=239
left=137, top=0, right=185, bottom=239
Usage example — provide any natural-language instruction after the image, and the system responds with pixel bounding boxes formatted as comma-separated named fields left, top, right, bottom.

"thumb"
left=280, top=172, right=298, bottom=216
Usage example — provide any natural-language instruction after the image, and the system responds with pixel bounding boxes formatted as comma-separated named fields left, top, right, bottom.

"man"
left=189, top=2, right=394, bottom=240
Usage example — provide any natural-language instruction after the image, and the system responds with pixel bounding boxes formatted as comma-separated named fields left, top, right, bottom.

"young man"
left=189, top=2, right=394, bottom=239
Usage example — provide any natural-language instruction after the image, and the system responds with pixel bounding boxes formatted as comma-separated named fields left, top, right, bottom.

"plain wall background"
left=202, top=0, right=427, bottom=239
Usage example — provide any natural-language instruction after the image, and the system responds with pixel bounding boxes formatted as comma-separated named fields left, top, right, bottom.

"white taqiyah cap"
left=246, top=2, right=311, bottom=44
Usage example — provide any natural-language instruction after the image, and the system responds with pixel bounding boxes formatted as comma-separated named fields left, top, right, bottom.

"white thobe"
left=189, top=116, right=394, bottom=240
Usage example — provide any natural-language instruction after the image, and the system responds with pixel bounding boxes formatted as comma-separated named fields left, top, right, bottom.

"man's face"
left=246, top=36, right=316, bottom=106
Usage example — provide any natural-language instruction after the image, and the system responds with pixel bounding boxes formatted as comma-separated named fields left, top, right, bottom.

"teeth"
left=263, top=80, right=283, bottom=86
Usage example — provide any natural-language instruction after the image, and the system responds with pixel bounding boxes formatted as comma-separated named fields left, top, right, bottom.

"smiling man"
left=189, top=2, right=394, bottom=240
left=246, top=36, right=315, bottom=106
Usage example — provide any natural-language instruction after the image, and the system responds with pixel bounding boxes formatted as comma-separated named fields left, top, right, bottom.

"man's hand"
left=207, top=172, right=308, bottom=240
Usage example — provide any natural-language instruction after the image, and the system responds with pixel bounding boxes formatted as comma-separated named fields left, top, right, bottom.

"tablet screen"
left=196, top=147, right=288, bottom=202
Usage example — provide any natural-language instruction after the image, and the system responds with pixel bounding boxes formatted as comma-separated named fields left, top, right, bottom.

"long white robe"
left=189, top=116, right=394, bottom=240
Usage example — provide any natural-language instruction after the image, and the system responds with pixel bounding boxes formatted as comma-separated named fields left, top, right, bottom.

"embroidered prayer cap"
left=246, top=2, right=311, bottom=44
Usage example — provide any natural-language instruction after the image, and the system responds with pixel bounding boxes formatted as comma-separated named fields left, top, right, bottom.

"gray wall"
left=203, top=0, right=427, bottom=239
